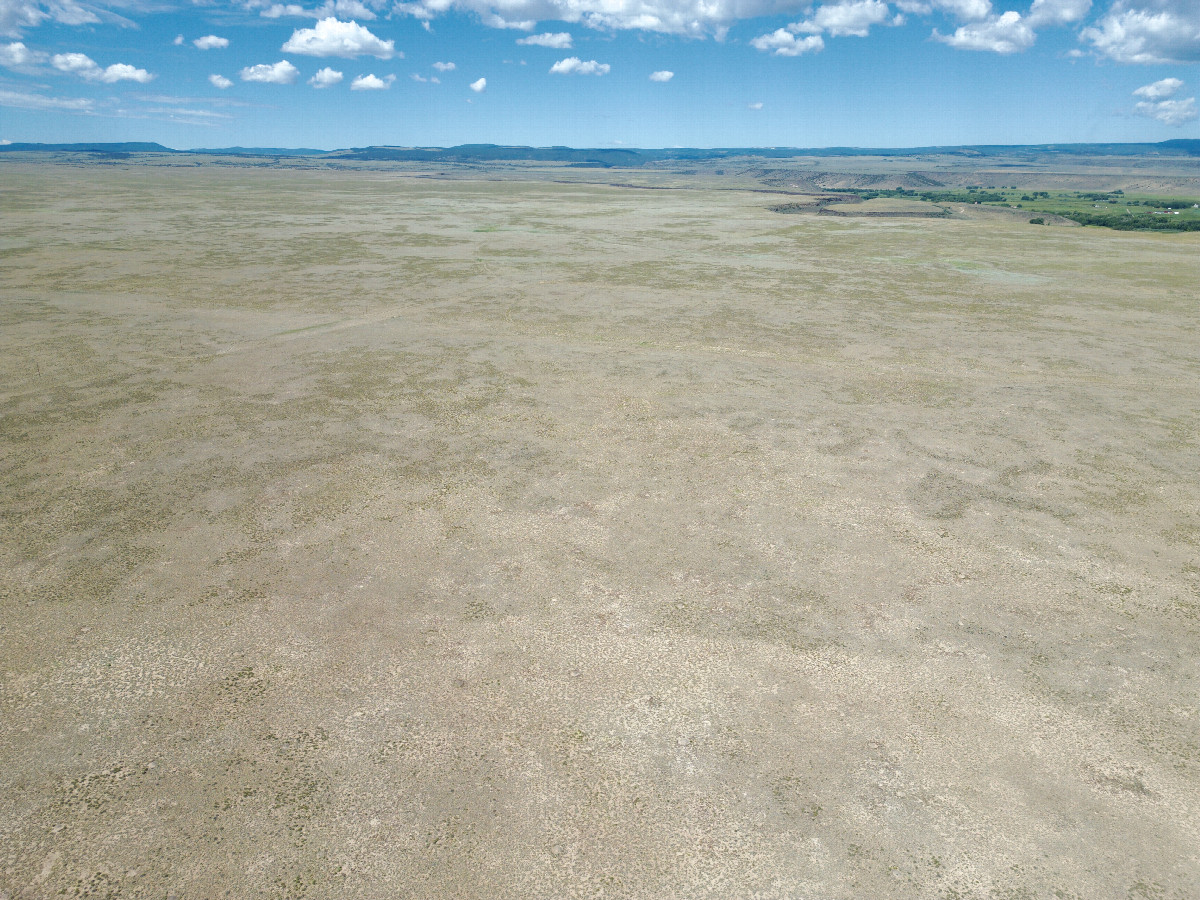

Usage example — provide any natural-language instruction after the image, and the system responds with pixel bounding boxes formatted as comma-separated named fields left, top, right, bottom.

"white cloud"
left=209, top=73, right=233, bottom=88
left=260, top=3, right=308, bottom=15
left=240, top=60, right=300, bottom=83
left=173, top=34, right=184, bottom=45
left=792, top=0, right=892, bottom=36
left=549, top=56, right=610, bottom=74
left=480, top=13, right=536, bottom=28
left=309, top=65, right=343, bottom=85
left=102, top=63, right=153, bottom=83
left=1132, top=77, right=1196, bottom=124
left=934, top=10, right=1034, bottom=52
left=247, top=0, right=384, bottom=18
left=0, top=39, right=45, bottom=67
left=194, top=35, right=229, bottom=50
left=469, top=75, right=486, bottom=90
left=350, top=72, right=395, bottom=88
left=517, top=31, right=572, bottom=47
left=1134, top=76, right=1183, bottom=98
left=319, top=0, right=378, bottom=17
left=387, top=0, right=779, bottom=36
left=386, top=0, right=1055, bottom=37
left=52, top=52, right=155, bottom=83
left=411, top=71, right=426, bottom=81
left=0, top=0, right=99, bottom=38
left=932, top=0, right=992, bottom=18
left=282, top=17, right=396, bottom=58
left=748, top=101, right=763, bottom=109
left=0, top=87, right=93, bottom=109
left=433, top=60, right=455, bottom=70
left=750, top=28, right=824, bottom=54
left=1027, top=0, right=1090, bottom=25
left=1135, top=95, right=1198, bottom=124
left=649, top=69, right=673, bottom=81
left=1082, top=0, right=1200, bottom=63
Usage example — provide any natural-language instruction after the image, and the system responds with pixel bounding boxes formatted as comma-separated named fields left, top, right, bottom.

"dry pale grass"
left=1, top=161, right=1199, bottom=900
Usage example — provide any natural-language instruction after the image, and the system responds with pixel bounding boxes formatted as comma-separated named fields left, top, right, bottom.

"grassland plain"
left=1, top=161, right=1199, bottom=900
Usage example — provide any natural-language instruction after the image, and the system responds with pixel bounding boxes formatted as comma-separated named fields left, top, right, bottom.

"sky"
left=1, top=0, right=1198, bottom=147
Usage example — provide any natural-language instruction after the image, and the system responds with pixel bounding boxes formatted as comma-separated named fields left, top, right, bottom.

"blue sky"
left=1, top=0, right=1198, bottom=148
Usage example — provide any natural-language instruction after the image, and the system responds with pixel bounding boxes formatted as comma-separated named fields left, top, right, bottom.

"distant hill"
left=0, top=142, right=177, bottom=154
left=332, top=144, right=645, bottom=166
left=187, top=147, right=329, bottom=156
left=331, top=141, right=1200, bottom=163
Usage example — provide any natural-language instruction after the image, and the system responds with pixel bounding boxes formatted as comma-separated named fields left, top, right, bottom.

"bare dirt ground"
left=2, top=161, right=1199, bottom=899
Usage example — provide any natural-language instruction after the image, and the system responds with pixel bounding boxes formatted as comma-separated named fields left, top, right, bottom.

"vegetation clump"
left=846, top=187, right=1200, bottom=231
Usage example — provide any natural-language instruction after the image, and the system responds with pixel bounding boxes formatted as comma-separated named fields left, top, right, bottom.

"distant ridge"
left=3, top=139, right=1198, bottom=161
left=188, top=146, right=329, bottom=156
left=0, top=142, right=177, bottom=154
left=331, top=140, right=1200, bottom=162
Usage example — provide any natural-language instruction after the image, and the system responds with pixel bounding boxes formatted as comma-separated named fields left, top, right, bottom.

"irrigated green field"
left=2, top=161, right=1199, bottom=900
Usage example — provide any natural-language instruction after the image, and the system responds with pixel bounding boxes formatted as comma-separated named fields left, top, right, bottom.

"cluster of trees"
left=1119, top=199, right=1198, bottom=209
left=1059, top=210, right=1200, bottom=231
left=854, top=188, right=1009, bottom=204
left=846, top=186, right=1199, bottom=230
left=1065, top=191, right=1196, bottom=209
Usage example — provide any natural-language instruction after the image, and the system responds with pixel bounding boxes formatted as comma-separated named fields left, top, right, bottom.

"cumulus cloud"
left=52, top=52, right=155, bottom=82
left=549, top=56, right=610, bottom=74
left=209, top=73, right=233, bottom=88
left=748, top=101, right=763, bottom=109
left=469, top=75, right=486, bottom=90
left=517, top=31, right=572, bottom=46
left=282, top=17, right=396, bottom=58
left=1134, top=76, right=1183, bottom=98
left=173, top=34, right=184, bottom=45
left=1135, top=95, right=1198, bottom=124
left=0, top=40, right=45, bottom=67
left=649, top=69, right=673, bottom=80
left=750, top=29, right=825, bottom=54
left=934, top=10, right=1034, bottom=51
left=309, top=65, right=343, bottom=85
left=194, top=35, right=229, bottom=49
left=350, top=72, right=394, bottom=88
left=791, top=0, right=892, bottom=36
left=1132, top=77, right=1197, bottom=124
left=433, top=60, right=455, bottom=70
left=240, top=59, right=300, bottom=83
left=1082, top=0, right=1200, bottom=63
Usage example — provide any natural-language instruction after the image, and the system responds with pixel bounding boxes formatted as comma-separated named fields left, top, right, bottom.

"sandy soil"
left=2, top=162, right=1199, bottom=899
